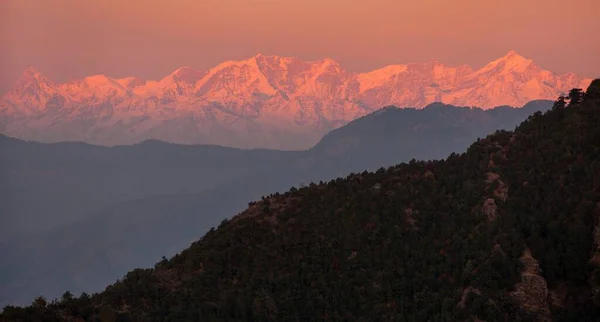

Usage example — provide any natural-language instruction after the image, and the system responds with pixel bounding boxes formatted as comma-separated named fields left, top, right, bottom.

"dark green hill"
left=4, top=83, right=600, bottom=320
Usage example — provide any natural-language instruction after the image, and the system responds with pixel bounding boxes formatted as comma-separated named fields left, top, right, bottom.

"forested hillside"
left=2, top=80, right=600, bottom=321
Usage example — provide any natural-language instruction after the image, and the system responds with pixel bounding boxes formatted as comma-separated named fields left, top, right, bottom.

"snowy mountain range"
left=0, top=51, right=591, bottom=149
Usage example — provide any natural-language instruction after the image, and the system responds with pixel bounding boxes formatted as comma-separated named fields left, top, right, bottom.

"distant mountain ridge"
left=0, top=51, right=591, bottom=149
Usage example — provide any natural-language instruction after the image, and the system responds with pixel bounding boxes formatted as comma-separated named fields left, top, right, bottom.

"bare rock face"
left=481, top=140, right=510, bottom=222
left=487, top=173, right=508, bottom=202
left=511, top=248, right=551, bottom=321
left=482, top=172, right=508, bottom=222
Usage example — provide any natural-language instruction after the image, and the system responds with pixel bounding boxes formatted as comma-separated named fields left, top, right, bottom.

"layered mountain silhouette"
left=0, top=51, right=590, bottom=149
left=2, top=81, right=599, bottom=321
left=0, top=100, right=554, bottom=308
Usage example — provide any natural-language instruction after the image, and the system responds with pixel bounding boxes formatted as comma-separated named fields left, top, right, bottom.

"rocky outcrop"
left=481, top=137, right=510, bottom=222
left=486, top=172, right=508, bottom=202
left=511, top=248, right=551, bottom=321
left=482, top=171, right=508, bottom=222
left=482, top=198, right=498, bottom=221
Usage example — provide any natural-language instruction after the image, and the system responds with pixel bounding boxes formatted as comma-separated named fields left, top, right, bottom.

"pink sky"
left=1, top=0, right=598, bottom=94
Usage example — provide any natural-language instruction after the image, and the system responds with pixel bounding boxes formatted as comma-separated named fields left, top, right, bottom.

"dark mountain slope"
left=308, top=100, right=553, bottom=173
left=3, top=83, right=599, bottom=321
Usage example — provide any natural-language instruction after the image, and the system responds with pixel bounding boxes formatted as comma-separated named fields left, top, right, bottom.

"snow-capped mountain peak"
left=17, top=66, right=44, bottom=80
left=12, top=67, right=51, bottom=93
left=6, top=68, right=57, bottom=111
left=479, top=50, right=536, bottom=74
left=0, top=51, right=592, bottom=149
